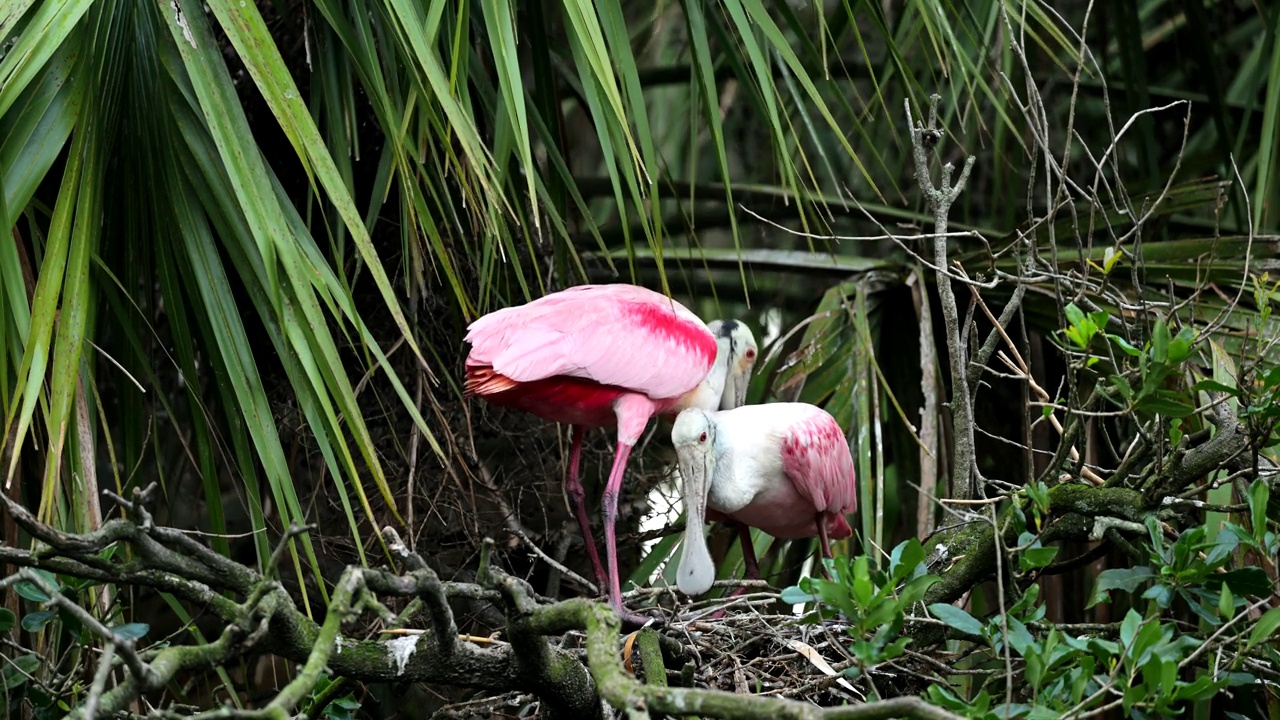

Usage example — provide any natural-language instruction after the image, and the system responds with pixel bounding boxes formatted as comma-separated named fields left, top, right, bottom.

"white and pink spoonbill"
left=463, top=284, right=757, bottom=621
left=672, top=403, right=858, bottom=597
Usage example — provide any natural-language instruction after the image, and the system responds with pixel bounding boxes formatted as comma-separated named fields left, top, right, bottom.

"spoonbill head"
left=672, top=403, right=857, bottom=597
left=705, top=320, right=759, bottom=410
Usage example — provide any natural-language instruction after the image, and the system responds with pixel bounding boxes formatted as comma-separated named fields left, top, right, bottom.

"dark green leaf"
left=1263, top=366, right=1280, bottom=387
left=1071, top=657, right=1095, bottom=704
left=1119, top=609, right=1142, bottom=651
left=1216, top=568, right=1273, bottom=597
left=1193, top=379, right=1239, bottom=395
left=1123, top=682, right=1146, bottom=715
left=1027, top=705, right=1064, bottom=720
left=863, top=600, right=901, bottom=630
left=1174, top=675, right=1221, bottom=701
left=1109, top=334, right=1143, bottom=357
left=900, top=574, right=941, bottom=606
left=20, top=610, right=55, bottom=633
left=1025, top=652, right=1044, bottom=689
left=1181, top=590, right=1221, bottom=624
left=889, top=538, right=925, bottom=582
left=1204, top=530, right=1239, bottom=567
left=1019, top=545, right=1060, bottom=571
left=1222, top=672, right=1257, bottom=687
left=928, top=603, right=985, bottom=637
left=1088, top=566, right=1157, bottom=607
left=882, top=636, right=912, bottom=661
left=1110, top=374, right=1135, bottom=402
left=13, top=570, right=57, bottom=603
left=1141, top=584, right=1175, bottom=608
left=111, top=623, right=149, bottom=641
left=1025, top=482, right=1051, bottom=515
left=1247, top=606, right=1280, bottom=649
left=850, top=556, right=873, bottom=607
left=1137, top=393, right=1196, bottom=418
left=1009, top=584, right=1042, bottom=619
left=0, top=608, right=15, bottom=632
left=0, top=654, right=40, bottom=691
left=1004, top=618, right=1035, bottom=656
left=1251, top=480, right=1270, bottom=544
left=780, top=586, right=816, bottom=605
left=1151, top=319, right=1171, bottom=363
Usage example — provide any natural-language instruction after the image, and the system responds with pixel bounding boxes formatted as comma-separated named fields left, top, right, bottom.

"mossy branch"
left=0, top=492, right=597, bottom=718
left=1, top=484, right=971, bottom=719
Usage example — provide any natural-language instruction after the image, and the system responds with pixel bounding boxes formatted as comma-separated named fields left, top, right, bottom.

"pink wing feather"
left=465, top=284, right=716, bottom=400
left=778, top=407, right=858, bottom=537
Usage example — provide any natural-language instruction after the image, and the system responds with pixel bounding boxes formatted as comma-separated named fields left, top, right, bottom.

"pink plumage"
left=464, top=283, right=730, bottom=623
left=674, top=402, right=859, bottom=597
left=777, top=409, right=857, bottom=538
left=464, top=284, right=717, bottom=431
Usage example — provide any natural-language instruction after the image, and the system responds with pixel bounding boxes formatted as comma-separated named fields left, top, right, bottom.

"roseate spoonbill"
left=463, top=284, right=758, bottom=620
left=671, top=403, right=857, bottom=597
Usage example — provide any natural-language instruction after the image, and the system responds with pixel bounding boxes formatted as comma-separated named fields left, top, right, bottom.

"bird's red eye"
left=744, top=349, right=756, bottom=360
left=699, top=431, right=708, bottom=443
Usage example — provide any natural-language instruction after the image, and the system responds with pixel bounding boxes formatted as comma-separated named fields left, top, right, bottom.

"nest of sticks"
left=430, top=583, right=945, bottom=719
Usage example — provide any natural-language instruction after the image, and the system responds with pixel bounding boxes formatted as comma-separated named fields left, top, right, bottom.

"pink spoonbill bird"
left=671, top=403, right=857, bottom=597
left=463, top=284, right=758, bottom=621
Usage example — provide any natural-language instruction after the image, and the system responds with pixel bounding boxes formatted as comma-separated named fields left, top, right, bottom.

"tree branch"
left=906, top=94, right=979, bottom=500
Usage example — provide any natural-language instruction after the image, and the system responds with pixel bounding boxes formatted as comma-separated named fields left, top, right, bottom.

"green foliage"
left=1191, top=273, right=1280, bottom=449
left=1088, top=509, right=1276, bottom=622
left=1065, top=309, right=1202, bottom=419
left=1, top=567, right=135, bottom=718
left=922, top=560, right=1259, bottom=718
left=782, top=539, right=938, bottom=676
left=306, top=676, right=362, bottom=720
left=1061, top=303, right=1108, bottom=355
left=785, top=476, right=1279, bottom=718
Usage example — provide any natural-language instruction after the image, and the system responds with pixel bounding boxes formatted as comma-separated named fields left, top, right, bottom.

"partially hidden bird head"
left=706, top=320, right=758, bottom=411
left=671, top=407, right=720, bottom=597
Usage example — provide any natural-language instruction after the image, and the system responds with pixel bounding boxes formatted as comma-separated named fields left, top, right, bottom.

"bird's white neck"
left=703, top=420, right=773, bottom=516
left=702, top=425, right=743, bottom=513
left=682, top=342, right=732, bottom=412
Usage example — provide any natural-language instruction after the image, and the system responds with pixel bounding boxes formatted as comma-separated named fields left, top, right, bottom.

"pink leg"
left=738, top=524, right=761, bottom=582
left=564, top=426, right=607, bottom=590
left=601, top=442, right=656, bottom=627
left=721, top=524, right=759, bottom=601
left=816, top=514, right=835, bottom=580
left=704, top=525, right=757, bottom=620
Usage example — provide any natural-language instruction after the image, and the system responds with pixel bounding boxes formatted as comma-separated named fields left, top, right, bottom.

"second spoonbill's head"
left=707, top=319, right=758, bottom=410
left=671, top=408, right=720, bottom=596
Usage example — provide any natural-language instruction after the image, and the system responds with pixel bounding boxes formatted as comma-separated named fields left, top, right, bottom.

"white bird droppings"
left=385, top=635, right=420, bottom=676
left=171, top=0, right=197, bottom=48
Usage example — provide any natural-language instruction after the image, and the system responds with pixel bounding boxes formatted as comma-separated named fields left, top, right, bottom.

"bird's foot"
left=614, top=603, right=664, bottom=631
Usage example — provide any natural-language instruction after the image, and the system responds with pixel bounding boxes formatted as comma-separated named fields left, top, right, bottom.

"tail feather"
left=464, top=365, right=519, bottom=396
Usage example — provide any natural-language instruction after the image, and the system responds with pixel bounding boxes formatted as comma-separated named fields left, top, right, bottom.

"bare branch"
left=905, top=94, right=979, bottom=500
